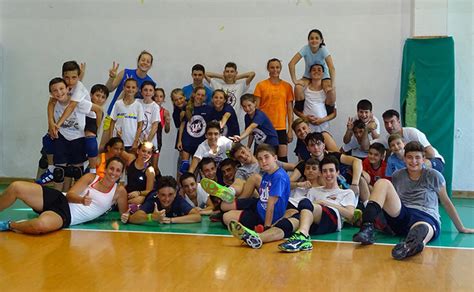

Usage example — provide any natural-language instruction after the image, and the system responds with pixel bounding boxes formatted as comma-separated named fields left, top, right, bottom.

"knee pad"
left=85, top=136, right=99, bottom=158
left=38, top=155, right=48, bottom=170
left=325, top=104, right=335, bottom=115
left=278, top=156, right=288, bottom=163
left=53, top=166, right=65, bottom=183
left=42, top=135, right=55, bottom=155
left=294, top=100, right=305, bottom=112
left=298, top=198, right=314, bottom=212
left=274, top=218, right=295, bottom=238
left=70, top=166, right=83, bottom=180
left=179, top=160, right=190, bottom=174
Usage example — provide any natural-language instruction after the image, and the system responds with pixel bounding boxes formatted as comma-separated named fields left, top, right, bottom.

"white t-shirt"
left=110, top=100, right=145, bottom=147
left=70, top=81, right=96, bottom=119
left=210, top=79, right=248, bottom=131
left=138, top=100, right=161, bottom=149
left=379, top=127, right=444, bottom=162
left=303, top=87, right=329, bottom=132
left=307, top=187, right=356, bottom=231
left=54, top=98, right=92, bottom=141
left=69, top=176, right=117, bottom=225
left=288, top=187, right=311, bottom=208
left=194, top=136, right=233, bottom=165
left=184, top=184, right=209, bottom=209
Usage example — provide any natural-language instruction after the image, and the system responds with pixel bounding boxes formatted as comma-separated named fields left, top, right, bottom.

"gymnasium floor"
left=1, top=184, right=473, bottom=291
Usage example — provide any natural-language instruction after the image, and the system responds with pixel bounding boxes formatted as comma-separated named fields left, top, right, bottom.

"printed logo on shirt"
left=252, top=128, right=267, bottom=145
left=187, top=115, right=207, bottom=138
left=225, top=89, right=237, bottom=107
left=258, top=180, right=271, bottom=210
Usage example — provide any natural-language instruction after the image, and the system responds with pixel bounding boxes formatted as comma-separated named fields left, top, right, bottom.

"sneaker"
left=201, top=178, right=235, bottom=203
left=228, top=220, right=262, bottom=249
left=353, top=222, right=376, bottom=245
left=209, top=212, right=223, bottom=222
left=278, top=231, right=313, bottom=252
left=0, top=220, right=11, bottom=231
left=391, top=224, right=428, bottom=260
left=35, top=169, right=54, bottom=185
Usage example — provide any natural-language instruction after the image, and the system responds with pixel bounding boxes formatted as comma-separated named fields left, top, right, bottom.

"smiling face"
left=389, top=138, right=405, bottom=156
left=308, top=31, right=323, bottom=50
left=309, top=64, right=324, bottom=80
left=294, top=122, right=310, bottom=140
left=157, top=187, right=176, bottom=209
left=221, top=163, right=237, bottom=184
left=154, top=89, right=165, bottom=105
left=201, top=162, right=217, bottom=180
left=181, top=177, right=197, bottom=197
left=137, top=53, right=153, bottom=73
left=194, top=88, right=206, bottom=105
left=241, top=99, right=256, bottom=115
left=123, top=80, right=138, bottom=99
left=404, top=151, right=424, bottom=172
left=106, top=141, right=124, bottom=157
left=212, top=91, right=226, bottom=110
left=104, top=160, right=124, bottom=182
left=357, top=109, right=372, bottom=123
left=321, top=163, right=338, bottom=186
left=136, top=143, right=153, bottom=163
left=205, top=127, right=220, bottom=146
left=62, top=70, right=80, bottom=89
left=172, top=92, right=186, bottom=108
left=223, top=67, right=237, bottom=83
left=303, top=163, right=319, bottom=181
left=367, top=148, right=383, bottom=165
left=50, top=81, right=69, bottom=103
left=267, top=60, right=281, bottom=78
left=233, top=147, right=253, bottom=165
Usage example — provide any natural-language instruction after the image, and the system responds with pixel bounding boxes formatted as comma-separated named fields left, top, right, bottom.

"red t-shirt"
left=363, top=158, right=387, bottom=185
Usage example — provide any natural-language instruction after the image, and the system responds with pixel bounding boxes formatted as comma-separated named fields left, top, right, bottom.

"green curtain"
left=400, top=37, right=455, bottom=195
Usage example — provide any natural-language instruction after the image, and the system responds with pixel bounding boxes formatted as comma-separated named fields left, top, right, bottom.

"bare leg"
left=322, top=79, right=336, bottom=106
left=0, top=181, right=44, bottom=212
left=358, top=176, right=370, bottom=203
left=369, top=179, right=402, bottom=217
left=260, top=217, right=299, bottom=243
left=239, top=173, right=261, bottom=199
left=298, top=204, right=323, bottom=236
left=322, top=132, right=339, bottom=152
left=9, top=211, right=63, bottom=235
left=278, top=144, right=288, bottom=161
left=223, top=210, right=243, bottom=227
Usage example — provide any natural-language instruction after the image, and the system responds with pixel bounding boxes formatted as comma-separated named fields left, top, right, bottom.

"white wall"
left=0, top=0, right=471, bottom=190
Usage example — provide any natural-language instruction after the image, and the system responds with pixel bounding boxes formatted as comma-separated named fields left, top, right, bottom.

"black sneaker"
left=353, top=222, right=376, bottom=245
left=392, top=224, right=428, bottom=260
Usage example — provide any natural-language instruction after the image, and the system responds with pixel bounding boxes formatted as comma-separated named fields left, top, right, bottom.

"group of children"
left=0, top=29, right=472, bottom=262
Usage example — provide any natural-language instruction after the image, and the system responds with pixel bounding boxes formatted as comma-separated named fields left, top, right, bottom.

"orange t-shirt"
left=96, top=153, right=107, bottom=179
left=254, top=79, right=294, bottom=130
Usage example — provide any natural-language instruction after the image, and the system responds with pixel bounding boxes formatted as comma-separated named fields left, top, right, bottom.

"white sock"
left=47, top=165, right=55, bottom=172
left=90, top=168, right=97, bottom=174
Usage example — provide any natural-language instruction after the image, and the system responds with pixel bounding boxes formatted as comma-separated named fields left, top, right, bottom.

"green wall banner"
left=400, top=37, right=454, bottom=194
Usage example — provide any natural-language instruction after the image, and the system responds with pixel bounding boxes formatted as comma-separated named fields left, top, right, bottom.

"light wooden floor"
left=0, top=229, right=473, bottom=291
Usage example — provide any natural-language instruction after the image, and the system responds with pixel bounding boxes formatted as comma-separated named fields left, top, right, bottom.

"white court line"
left=65, top=227, right=474, bottom=251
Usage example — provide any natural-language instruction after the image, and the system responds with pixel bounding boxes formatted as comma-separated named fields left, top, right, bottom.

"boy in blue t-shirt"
left=201, top=144, right=290, bottom=232
left=121, top=176, right=201, bottom=225
left=385, top=133, right=406, bottom=178
left=182, top=64, right=213, bottom=105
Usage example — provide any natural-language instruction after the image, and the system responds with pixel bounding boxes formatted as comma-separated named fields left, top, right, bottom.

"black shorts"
left=156, top=123, right=163, bottom=152
left=33, top=186, right=71, bottom=228
left=84, top=117, right=98, bottom=135
left=308, top=206, right=338, bottom=235
left=384, top=204, right=441, bottom=241
left=276, top=130, right=288, bottom=145
left=54, top=133, right=87, bottom=165
left=236, top=198, right=263, bottom=229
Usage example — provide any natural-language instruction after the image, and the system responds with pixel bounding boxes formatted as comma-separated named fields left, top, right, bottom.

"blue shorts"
left=54, top=133, right=87, bottom=165
left=430, top=158, right=445, bottom=174
left=384, top=204, right=440, bottom=241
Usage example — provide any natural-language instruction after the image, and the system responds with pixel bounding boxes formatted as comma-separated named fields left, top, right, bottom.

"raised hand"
left=109, top=61, right=120, bottom=79
left=82, top=190, right=92, bottom=206
left=120, top=208, right=131, bottom=224
left=346, top=117, right=354, bottom=130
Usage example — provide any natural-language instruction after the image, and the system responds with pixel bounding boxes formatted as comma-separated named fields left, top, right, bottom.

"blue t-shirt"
left=107, top=68, right=155, bottom=115
left=386, top=154, right=406, bottom=177
left=294, top=138, right=311, bottom=160
left=140, top=191, right=193, bottom=217
left=299, top=45, right=330, bottom=79
left=210, top=104, right=240, bottom=137
left=182, top=84, right=213, bottom=105
left=257, top=167, right=291, bottom=224
left=244, top=109, right=279, bottom=147
left=182, top=104, right=213, bottom=153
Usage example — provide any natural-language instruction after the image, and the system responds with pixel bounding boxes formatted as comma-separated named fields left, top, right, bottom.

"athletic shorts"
left=308, top=206, right=338, bottom=235
left=33, top=186, right=71, bottom=228
left=276, top=130, right=288, bottom=145
left=236, top=198, right=263, bottom=229
left=430, top=158, right=445, bottom=174
left=384, top=204, right=441, bottom=241
left=54, top=133, right=87, bottom=165
left=84, top=117, right=98, bottom=135
left=156, top=123, right=163, bottom=152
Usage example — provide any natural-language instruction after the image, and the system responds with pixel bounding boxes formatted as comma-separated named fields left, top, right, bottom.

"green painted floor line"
left=1, top=198, right=474, bottom=249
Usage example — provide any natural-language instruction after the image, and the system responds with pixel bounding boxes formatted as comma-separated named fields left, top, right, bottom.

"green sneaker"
left=278, top=231, right=312, bottom=252
left=228, top=220, right=262, bottom=249
left=200, top=178, right=235, bottom=203
left=351, top=209, right=363, bottom=227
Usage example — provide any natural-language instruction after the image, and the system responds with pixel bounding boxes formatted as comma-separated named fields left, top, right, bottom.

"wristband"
left=147, top=214, right=152, bottom=222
